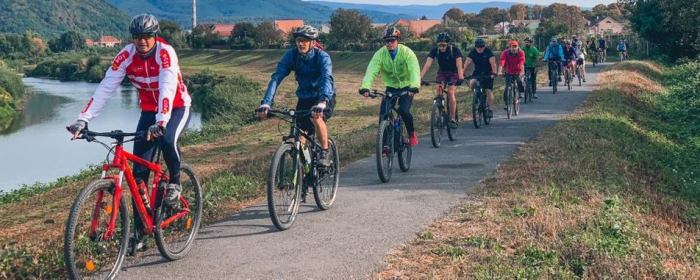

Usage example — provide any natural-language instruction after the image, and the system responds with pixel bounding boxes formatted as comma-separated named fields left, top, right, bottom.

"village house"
left=93, top=36, right=122, bottom=48
left=212, top=23, right=235, bottom=37
left=274, top=20, right=304, bottom=35
left=588, top=16, right=624, bottom=35
left=511, top=19, right=540, bottom=34
left=394, top=19, right=441, bottom=37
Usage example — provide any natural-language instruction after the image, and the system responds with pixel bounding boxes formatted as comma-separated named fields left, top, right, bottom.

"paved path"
left=119, top=64, right=604, bottom=279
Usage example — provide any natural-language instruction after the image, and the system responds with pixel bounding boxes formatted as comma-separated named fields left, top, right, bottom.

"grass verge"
left=374, top=60, right=700, bottom=279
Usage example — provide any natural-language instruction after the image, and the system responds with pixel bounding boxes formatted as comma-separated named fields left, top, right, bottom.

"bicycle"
left=64, top=129, right=202, bottom=280
left=523, top=67, right=538, bottom=104
left=503, top=74, right=520, bottom=118
left=563, top=60, right=573, bottom=91
left=590, top=49, right=598, bottom=67
left=575, top=60, right=583, bottom=87
left=546, top=61, right=559, bottom=94
left=423, top=80, right=459, bottom=148
left=263, top=108, right=340, bottom=230
left=467, top=75, right=493, bottom=129
left=619, top=50, right=627, bottom=62
left=366, top=90, right=413, bottom=183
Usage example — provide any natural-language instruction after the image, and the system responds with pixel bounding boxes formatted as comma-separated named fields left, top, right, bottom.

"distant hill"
left=107, top=0, right=415, bottom=28
left=310, top=1, right=524, bottom=19
left=0, top=0, right=130, bottom=39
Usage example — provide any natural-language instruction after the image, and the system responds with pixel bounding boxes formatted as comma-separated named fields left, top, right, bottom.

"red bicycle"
left=63, top=129, right=202, bottom=280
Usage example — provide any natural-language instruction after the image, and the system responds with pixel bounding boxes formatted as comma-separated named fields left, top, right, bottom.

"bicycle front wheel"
left=313, top=137, right=339, bottom=210
left=154, top=164, right=203, bottom=261
left=267, top=143, right=302, bottom=230
left=430, top=102, right=443, bottom=148
left=506, top=87, right=512, bottom=119
left=447, top=103, right=457, bottom=141
left=513, top=86, right=520, bottom=116
left=64, top=179, right=129, bottom=280
left=398, top=119, right=412, bottom=172
left=472, top=91, right=483, bottom=129
left=376, top=120, right=394, bottom=183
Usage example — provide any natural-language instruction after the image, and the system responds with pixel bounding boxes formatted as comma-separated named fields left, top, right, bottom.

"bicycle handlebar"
left=263, top=108, right=330, bottom=118
left=422, top=80, right=462, bottom=86
left=364, top=90, right=411, bottom=99
left=465, top=75, right=494, bottom=80
left=70, top=129, right=146, bottom=142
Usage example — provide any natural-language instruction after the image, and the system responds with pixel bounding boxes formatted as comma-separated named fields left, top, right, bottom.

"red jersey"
left=78, top=37, right=191, bottom=126
left=499, top=49, right=525, bottom=75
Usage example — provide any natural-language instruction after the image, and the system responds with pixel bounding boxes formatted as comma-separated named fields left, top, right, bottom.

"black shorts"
left=296, top=96, right=335, bottom=132
left=576, top=58, right=584, bottom=65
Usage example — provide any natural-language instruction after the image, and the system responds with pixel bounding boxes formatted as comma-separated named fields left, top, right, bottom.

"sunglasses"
left=295, top=37, right=310, bottom=43
left=438, top=43, right=448, bottom=48
left=475, top=45, right=485, bottom=48
left=384, top=39, right=397, bottom=44
left=132, top=33, right=155, bottom=40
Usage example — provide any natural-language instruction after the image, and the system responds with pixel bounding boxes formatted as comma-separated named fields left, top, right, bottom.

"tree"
left=443, top=8, right=465, bottom=24
left=529, top=5, right=543, bottom=19
left=329, top=9, right=373, bottom=49
left=159, top=20, right=186, bottom=49
left=592, top=4, right=608, bottom=17
left=509, top=4, right=528, bottom=21
left=231, top=22, right=256, bottom=41
left=535, top=19, right=569, bottom=45
left=479, top=8, right=510, bottom=25
left=254, top=21, right=283, bottom=48
left=420, top=15, right=428, bottom=20
left=48, top=31, right=85, bottom=52
left=625, top=0, right=700, bottom=60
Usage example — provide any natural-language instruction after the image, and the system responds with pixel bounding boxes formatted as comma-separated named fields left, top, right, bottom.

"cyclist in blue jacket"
left=543, top=37, right=564, bottom=86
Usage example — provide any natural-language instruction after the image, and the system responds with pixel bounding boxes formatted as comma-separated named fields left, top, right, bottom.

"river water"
left=0, top=77, right=201, bottom=192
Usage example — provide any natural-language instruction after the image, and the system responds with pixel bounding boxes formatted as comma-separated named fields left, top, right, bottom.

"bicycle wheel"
left=482, top=93, right=491, bottom=125
left=397, top=119, right=412, bottom=172
left=513, top=86, right=520, bottom=116
left=154, top=164, right=203, bottom=261
left=447, top=102, right=457, bottom=141
left=472, top=91, right=482, bottom=129
left=376, top=120, right=394, bottom=183
left=313, top=137, right=339, bottom=210
left=267, top=143, right=302, bottom=230
left=506, top=86, right=512, bottom=119
left=566, top=69, right=572, bottom=91
left=429, top=102, right=443, bottom=148
left=64, top=179, right=129, bottom=280
left=577, top=67, right=582, bottom=86
left=523, top=75, right=529, bottom=104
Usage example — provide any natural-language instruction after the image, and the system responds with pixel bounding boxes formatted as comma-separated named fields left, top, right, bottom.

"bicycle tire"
left=397, top=119, right=412, bottom=172
left=64, top=179, right=129, bottom=280
left=577, top=67, right=582, bottom=86
left=523, top=75, right=529, bottom=104
left=313, top=137, right=339, bottom=210
left=566, top=69, right=572, bottom=91
left=506, top=86, right=512, bottom=119
left=429, top=102, right=442, bottom=148
left=267, top=143, right=302, bottom=230
left=447, top=104, right=457, bottom=141
left=472, top=90, right=482, bottom=129
left=376, top=120, right=394, bottom=183
left=513, top=85, right=520, bottom=116
left=482, top=92, right=491, bottom=125
left=552, top=69, right=558, bottom=94
left=154, top=164, right=203, bottom=260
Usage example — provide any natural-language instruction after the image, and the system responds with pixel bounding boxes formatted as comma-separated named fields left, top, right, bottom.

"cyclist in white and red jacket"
left=67, top=14, right=191, bottom=254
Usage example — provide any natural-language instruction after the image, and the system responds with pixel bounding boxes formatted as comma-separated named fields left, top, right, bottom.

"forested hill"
left=107, top=0, right=414, bottom=27
left=0, top=0, right=130, bottom=39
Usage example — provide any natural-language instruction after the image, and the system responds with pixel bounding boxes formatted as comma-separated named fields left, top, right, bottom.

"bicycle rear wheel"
left=313, top=137, right=339, bottom=210
left=398, top=119, right=412, bottom=172
left=376, top=120, right=394, bottom=183
left=64, top=179, right=129, bottom=280
left=472, top=91, right=483, bottom=128
left=523, top=75, right=530, bottom=104
left=429, top=102, right=443, bottom=148
left=267, top=143, right=302, bottom=230
left=154, top=164, right=203, bottom=260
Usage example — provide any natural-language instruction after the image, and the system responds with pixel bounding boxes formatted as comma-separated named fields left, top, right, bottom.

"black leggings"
left=379, top=88, right=414, bottom=134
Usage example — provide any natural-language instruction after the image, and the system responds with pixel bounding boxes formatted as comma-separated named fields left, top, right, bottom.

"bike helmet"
left=436, top=32, right=451, bottom=43
left=474, top=38, right=485, bottom=46
left=524, top=37, right=532, bottom=43
left=509, top=40, right=519, bottom=46
left=383, top=26, right=401, bottom=39
left=293, top=25, right=319, bottom=40
left=129, top=14, right=159, bottom=34
left=550, top=37, right=557, bottom=43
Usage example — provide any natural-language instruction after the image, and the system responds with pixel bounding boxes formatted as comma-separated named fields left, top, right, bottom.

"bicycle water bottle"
left=136, top=179, right=151, bottom=212
left=393, top=116, right=399, bottom=130
left=302, top=145, right=311, bottom=174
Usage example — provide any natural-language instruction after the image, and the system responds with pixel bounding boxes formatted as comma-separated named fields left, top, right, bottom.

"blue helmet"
left=550, top=37, right=557, bottom=43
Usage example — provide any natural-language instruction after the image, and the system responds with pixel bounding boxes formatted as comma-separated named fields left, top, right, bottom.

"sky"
left=308, top=0, right=618, bottom=7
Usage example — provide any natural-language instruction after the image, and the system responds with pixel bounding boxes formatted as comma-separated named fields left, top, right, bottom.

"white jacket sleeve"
left=155, top=44, right=180, bottom=126
left=77, top=46, right=132, bottom=122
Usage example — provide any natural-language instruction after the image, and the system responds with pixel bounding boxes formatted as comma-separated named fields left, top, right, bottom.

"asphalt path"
left=119, top=63, right=604, bottom=279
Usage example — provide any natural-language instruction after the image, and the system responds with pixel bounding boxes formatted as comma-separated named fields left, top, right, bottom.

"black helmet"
left=524, top=37, right=532, bottom=42
left=474, top=38, right=486, bottom=46
left=437, top=32, right=451, bottom=43
left=293, top=25, right=319, bottom=40
left=129, top=14, right=159, bottom=34
left=383, top=27, right=401, bottom=39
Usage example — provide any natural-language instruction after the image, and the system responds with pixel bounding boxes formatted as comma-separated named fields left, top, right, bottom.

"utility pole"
left=192, top=0, right=197, bottom=30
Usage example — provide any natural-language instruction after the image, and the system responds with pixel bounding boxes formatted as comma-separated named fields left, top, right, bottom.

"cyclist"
left=463, top=38, right=497, bottom=118
left=543, top=37, right=564, bottom=86
left=571, top=35, right=582, bottom=50
left=522, top=37, right=540, bottom=99
left=587, top=35, right=598, bottom=63
left=617, top=39, right=627, bottom=61
left=67, top=14, right=192, bottom=254
left=574, top=39, right=587, bottom=82
left=256, top=25, right=336, bottom=167
left=598, top=35, right=607, bottom=62
left=498, top=40, right=525, bottom=105
left=562, top=40, right=578, bottom=84
left=419, top=32, right=464, bottom=129
left=360, top=26, right=420, bottom=147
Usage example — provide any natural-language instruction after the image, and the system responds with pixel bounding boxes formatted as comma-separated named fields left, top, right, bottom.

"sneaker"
left=557, top=76, right=562, bottom=82
left=448, top=119, right=458, bottom=129
left=409, top=132, right=418, bottom=147
left=127, top=231, right=148, bottom=256
left=583, top=78, right=586, bottom=83
left=486, top=110, right=494, bottom=118
left=163, top=184, right=181, bottom=206
left=317, top=149, right=332, bottom=167
left=533, top=93, right=539, bottom=99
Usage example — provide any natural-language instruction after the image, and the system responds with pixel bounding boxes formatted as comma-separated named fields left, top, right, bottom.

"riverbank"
left=0, top=65, right=25, bottom=123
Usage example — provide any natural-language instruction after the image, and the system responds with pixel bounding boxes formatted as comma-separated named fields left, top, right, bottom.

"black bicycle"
left=563, top=60, right=573, bottom=91
left=523, top=67, right=538, bottom=104
left=590, top=49, right=598, bottom=67
left=468, top=75, right=492, bottom=129
left=503, top=74, right=520, bottom=118
left=366, top=90, right=412, bottom=183
left=546, top=61, right=559, bottom=94
left=423, top=80, right=459, bottom=148
left=262, top=108, right=340, bottom=230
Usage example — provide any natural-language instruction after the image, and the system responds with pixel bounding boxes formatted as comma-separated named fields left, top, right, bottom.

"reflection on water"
left=0, top=77, right=202, bottom=192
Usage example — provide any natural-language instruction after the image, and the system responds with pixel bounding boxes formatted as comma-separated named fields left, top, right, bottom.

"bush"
left=0, top=65, right=24, bottom=100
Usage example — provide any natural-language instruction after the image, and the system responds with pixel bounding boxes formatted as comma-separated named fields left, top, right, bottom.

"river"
left=0, top=77, right=202, bottom=193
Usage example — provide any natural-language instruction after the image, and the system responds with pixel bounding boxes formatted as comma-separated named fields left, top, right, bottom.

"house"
left=274, top=20, right=304, bottom=35
left=494, top=21, right=511, bottom=34
left=371, top=23, right=387, bottom=30
left=85, top=39, right=94, bottom=46
left=95, top=36, right=122, bottom=48
left=319, top=24, right=331, bottom=35
left=392, top=19, right=441, bottom=37
left=511, top=20, right=540, bottom=33
left=587, top=16, right=624, bottom=35
left=212, top=23, right=235, bottom=37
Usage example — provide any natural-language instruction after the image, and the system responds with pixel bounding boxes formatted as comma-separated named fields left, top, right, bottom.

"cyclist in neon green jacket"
left=359, top=27, right=421, bottom=147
